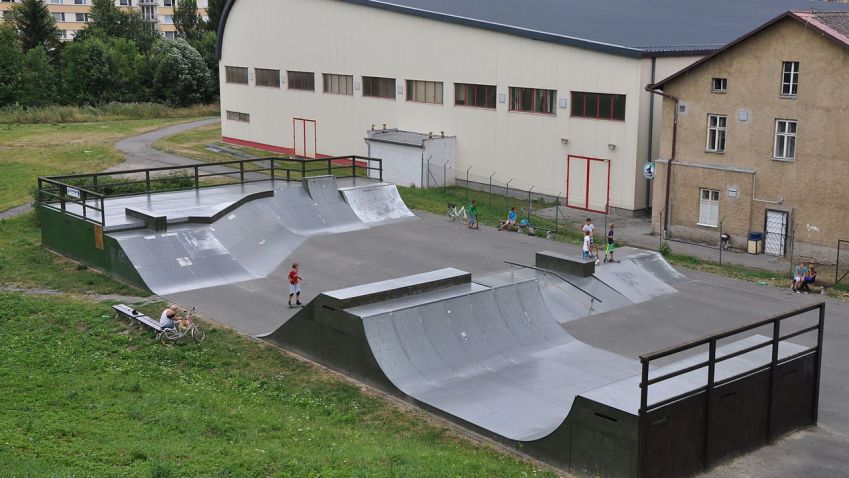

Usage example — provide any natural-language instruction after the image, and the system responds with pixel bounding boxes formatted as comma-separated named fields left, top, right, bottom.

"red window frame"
left=571, top=92, right=626, bottom=121
left=509, top=87, right=556, bottom=115
left=287, top=71, right=315, bottom=91
left=455, top=83, right=496, bottom=109
left=363, top=76, right=396, bottom=99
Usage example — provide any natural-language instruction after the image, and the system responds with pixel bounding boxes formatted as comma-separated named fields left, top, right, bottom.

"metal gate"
left=565, top=155, right=611, bottom=214
left=293, top=117, right=317, bottom=158
left=764, top=209, right=788, bottom=256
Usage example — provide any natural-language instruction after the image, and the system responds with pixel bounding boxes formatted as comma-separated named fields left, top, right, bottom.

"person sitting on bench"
left=801, top=263, right=817, bottom=293
left=159, top=304, right=186, bottom=330
left=499, top=207, right=518, bottom=231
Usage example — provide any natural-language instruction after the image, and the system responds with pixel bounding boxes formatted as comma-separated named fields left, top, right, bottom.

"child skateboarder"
left=468, top=200, right=479, bottom=229
left=288, top=262, right=303, bottom=307
left=604, top=224, right=616, bottom=263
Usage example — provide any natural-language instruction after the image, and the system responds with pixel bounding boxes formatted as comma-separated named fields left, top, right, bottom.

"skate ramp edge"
left=339, top=182, right=416, bottom=225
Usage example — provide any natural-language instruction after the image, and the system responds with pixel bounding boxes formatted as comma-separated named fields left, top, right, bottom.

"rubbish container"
left=747, top=232, right=764, bottom=254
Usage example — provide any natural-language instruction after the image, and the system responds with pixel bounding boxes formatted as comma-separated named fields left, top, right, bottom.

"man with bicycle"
left=159, top=304, right=187, bottom=331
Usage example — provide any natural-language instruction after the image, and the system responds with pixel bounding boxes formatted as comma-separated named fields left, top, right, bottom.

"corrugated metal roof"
left=217, top=0, right=849, bottom=59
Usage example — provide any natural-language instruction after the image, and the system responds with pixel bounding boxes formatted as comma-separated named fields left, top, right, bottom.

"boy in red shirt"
left=288, top=262, right=303, bottom=307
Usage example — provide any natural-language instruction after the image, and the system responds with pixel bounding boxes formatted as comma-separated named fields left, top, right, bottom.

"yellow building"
left=0, top=0, right=209, bottom=40
left=649, top=10, right=849, bottom=261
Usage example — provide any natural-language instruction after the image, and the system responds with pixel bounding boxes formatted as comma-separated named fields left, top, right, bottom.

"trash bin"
left=747, top=232, right=764, bottom=254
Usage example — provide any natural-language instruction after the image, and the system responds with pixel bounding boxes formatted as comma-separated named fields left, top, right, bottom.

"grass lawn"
left=0, top=213, right=143, bottom=296
left=0, top=118, right=214, bottom=212
left=0, top=292, right=553, bottom=477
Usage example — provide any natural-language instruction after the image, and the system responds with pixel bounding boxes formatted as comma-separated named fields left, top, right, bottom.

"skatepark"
left=36, top=160, right=829, bottom=477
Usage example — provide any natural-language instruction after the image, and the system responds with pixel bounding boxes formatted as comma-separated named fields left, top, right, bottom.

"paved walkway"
left=537, top=205, right=792, bottom=274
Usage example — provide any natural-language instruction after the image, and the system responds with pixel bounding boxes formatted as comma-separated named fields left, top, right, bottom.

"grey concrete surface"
left=538, top=205, right=793, bottom=273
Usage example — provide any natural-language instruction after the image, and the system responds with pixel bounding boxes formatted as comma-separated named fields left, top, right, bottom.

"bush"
left=659, top=241, right=671, bottom=257
left=148, top=38, right=211, bottom=107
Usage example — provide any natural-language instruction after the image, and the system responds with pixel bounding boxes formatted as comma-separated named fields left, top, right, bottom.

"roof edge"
left=649, top=10, right=849, bottom=90
left=216, top=0, right=718, bottom=61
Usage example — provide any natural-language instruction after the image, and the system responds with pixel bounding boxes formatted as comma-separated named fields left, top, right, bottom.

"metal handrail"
left=639, top=302, right=825, bottom=415
left=503, top=260, right=603, bottom=304
left=37, top=155, right=384, bottom=226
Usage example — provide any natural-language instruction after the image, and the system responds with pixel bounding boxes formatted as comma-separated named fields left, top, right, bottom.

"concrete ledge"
left=125, top=207, right=167, bottom=231
left=536, top=250, right=595, bottom=277
left=323, top=268, right=471, bottom=309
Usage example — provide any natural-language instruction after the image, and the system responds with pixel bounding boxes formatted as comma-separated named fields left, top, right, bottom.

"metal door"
left=764, top=210, right=788, bottom=256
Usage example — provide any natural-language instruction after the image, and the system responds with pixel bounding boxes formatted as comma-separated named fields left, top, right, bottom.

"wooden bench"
left=516, top=223, right=554, bottom=239
left=113, top=304, right=164, bottom=335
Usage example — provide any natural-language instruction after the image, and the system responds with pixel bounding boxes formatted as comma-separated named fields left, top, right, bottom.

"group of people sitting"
left=792, top=262, right=817, bottom=293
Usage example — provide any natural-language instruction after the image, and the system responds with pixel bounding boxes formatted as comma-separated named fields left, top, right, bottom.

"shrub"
left=148, top=38, right=211, bottom=107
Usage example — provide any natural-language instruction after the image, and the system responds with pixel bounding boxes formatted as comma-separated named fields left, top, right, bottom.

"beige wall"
left=219, top=0, right=700, bottom=212
left=652, top=17, right=849, bottom=260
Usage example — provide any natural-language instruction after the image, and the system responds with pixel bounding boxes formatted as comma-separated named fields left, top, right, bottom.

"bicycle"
left=446, top=202, right=469, bottom=224
left=158, top=307, right=206, bottom=345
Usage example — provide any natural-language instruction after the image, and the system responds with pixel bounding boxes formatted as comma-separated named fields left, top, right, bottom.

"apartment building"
left=0, top=0, right=209, bottom=40
left=649, top=10, right=849, bottom=261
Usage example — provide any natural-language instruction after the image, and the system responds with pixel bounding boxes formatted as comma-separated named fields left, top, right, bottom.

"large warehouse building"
left=216, top=0, right=846, bottom=215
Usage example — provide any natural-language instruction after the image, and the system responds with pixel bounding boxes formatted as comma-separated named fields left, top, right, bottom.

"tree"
left=206, top=0, right=226, bottom=32
left=174, top=0, right=205, bottom=43
left=189, top=31, right=219, bottom=101
left=19, top=46, right=55, bottom=107
left=148, top=38, right=211, bottom=106
left=0, top=26, right=24, bottom=106
left=87, top=0, right=125, bottom=38
left=61, top=38, right=116, bottom=105
left=10, top=0, right=58, bottom=52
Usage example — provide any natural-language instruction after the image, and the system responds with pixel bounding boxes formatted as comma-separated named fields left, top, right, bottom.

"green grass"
left=0, top=118, right=212, bottom=211
left=0, top=103, right=219, bottom=125
left=0, top=292, right=553, bottom=477
left=398, top=186, right=585, bottom=244
left=0, top=213, right=142, bottom=296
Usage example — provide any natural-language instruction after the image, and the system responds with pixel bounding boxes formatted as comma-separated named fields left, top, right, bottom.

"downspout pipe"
left=645, top=86, right=679, bottom=236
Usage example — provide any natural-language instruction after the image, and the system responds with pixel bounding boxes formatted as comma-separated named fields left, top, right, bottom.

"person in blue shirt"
left=499, top=207, right=517, bottom=231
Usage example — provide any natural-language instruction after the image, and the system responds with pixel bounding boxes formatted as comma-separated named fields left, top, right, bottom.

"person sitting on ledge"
left=500, top=207, right=517, bottom=231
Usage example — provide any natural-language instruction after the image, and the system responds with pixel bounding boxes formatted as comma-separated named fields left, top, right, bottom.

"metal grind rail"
left=503, top=261, right=602, bottom=305
left=37, top=155, right=383, bottom=226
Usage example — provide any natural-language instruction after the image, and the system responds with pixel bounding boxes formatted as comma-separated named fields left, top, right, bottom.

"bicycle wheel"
left=191, top=326, right=206, bottom=343
left=447, top=210, right=456, bottom=221
left=459, top=213, right=469, bottom=225
left=160, top=328, right=179, bottom=345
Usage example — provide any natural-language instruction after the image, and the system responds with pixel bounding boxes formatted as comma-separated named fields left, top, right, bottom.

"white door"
left=764, top=210, right=788, bottom=256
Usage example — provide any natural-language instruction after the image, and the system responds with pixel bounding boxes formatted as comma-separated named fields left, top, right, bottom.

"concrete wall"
left=652, top=17, right=849, bottom=261
left=219, top=0, right=700, bottom=212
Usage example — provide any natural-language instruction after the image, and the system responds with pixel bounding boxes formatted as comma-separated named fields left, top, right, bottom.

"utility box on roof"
left=365, top=129, right=456, bottom=188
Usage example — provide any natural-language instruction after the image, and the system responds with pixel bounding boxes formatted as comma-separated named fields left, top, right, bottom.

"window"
left=454, top=83, right=496, bottom=109
left=571, top=91, right=626, bottom=120
left=75, top=13, right=89, bottom=22
left=51, top=0, right=63, bottom=4
left=164, top=0, right=173, bottom=5
left=509, top=87, right=556, bottom=114
left=140, top=5, right=155, bottom=20
left=363, top=76, right=395, bottom=99
left=712, top=78, right=727, bottom=92
left=406, top=80, right=443, bottom=104
left=225, top=66, right=248, bottom=84
left=163, top=15, right=173, bottom=24
left=226, top=111, right=250, bottom=123
left=287, top=71, right=315, bottom=91
left=774, top=119, right=797, bottom=160
left=58, top=30, right=67, bottom=39
left=323, top=73, right=353, bottom=95
left=119, top=0, right=132, bottom=6
left=74, top=0, right=86, bottom=4
left=706, top=114, right=727, bottom=153
left=781, top=61, right=799, bottom=96
left=698, top=189, right=720, bottom=227
left=255, top=68, right=280, bottom=88
left=52, top=12, right=64, bottom=21
left=163, top=31, right=176, bottom=39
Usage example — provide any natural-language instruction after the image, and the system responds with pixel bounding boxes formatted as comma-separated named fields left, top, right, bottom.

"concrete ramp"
left=593, top=251, right=679, bottom=303
left=340, top=183, right=416, bottom=225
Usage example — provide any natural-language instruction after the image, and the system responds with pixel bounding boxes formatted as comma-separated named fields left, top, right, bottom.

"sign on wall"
left=643, top=162, right=656, bottom=180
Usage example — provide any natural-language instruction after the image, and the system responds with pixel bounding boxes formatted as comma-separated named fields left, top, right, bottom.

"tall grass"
left=0, top=103, right=219, bottom=125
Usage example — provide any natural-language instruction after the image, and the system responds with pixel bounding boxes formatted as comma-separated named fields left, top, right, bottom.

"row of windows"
left=224, top=66, right=626, bottom=119
left=706, top=114, right=797, bottom=160
left=710, top=61, right=800, bottom=96
left=226, top=110, right=250, bottom=123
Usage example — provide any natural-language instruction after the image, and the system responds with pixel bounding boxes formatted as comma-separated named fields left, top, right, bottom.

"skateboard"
left=288, top=303, right=304, bottom=308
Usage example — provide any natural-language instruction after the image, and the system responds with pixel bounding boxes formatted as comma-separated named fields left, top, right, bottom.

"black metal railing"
left=503, top=260, right=603, bottom=305
left=639, top=302, right=824, bottom=416
left=37, top=155, right=383, bottom=226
